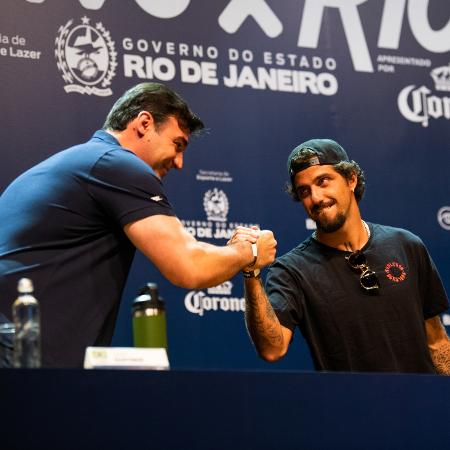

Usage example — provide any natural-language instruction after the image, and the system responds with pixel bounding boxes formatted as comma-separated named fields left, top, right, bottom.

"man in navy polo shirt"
left=0, top=82, right=276, bottom=367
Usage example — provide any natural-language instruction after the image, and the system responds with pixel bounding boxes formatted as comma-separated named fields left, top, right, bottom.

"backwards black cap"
left=287, top=138, right=350, bottom=179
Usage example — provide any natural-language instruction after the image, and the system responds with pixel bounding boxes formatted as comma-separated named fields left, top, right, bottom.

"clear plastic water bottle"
left=12, top=278, right=41, bottom=368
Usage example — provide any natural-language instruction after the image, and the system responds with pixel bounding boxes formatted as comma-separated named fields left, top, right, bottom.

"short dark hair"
left=103, top=82, right=204, bottom=135
left=285, top=147, right=366, bottom=202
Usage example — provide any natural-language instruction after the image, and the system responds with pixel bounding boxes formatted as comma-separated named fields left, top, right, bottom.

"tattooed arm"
left=425, top=315, right=450, bottom=375
left=227, top=226, right=288, bottom=360
left=244, top=276, right=292, bottom=362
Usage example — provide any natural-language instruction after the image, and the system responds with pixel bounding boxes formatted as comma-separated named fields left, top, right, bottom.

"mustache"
left=311, top=200, right=336, bottom=215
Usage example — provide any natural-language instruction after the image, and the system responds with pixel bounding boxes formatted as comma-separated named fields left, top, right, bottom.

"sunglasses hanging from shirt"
left=345, top=250, right=379, bottom=291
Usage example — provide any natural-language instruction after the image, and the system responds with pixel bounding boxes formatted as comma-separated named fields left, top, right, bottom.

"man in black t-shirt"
left=230, top=138, right=449, bottom=374
left=0, top=82, right=277, bottom=367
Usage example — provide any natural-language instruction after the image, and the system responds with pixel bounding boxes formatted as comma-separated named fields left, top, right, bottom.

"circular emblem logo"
left=437, top=206, right=450, bottom=231
left=384, top=261, right=407, bottom=283
left=55, top=16, right=116, bottom=96
left=203, top=188, right=229, bottom=222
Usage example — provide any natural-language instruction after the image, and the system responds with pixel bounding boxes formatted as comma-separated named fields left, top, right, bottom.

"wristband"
left=248, top=243, right=257, bottom=268
left=243, top=268, right=261, bottom=278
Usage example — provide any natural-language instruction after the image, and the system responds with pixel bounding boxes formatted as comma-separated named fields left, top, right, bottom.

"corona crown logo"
left=431, top=63, right=450, bottom=92
left=207, top=281, right=233, bottom=295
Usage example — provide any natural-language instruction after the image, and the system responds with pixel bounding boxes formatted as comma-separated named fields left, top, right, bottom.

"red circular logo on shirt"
left=384, top=261, right=407, bottom=283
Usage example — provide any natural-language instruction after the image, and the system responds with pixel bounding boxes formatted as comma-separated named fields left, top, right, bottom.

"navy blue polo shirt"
left=0, top=131, right=175, bottom=367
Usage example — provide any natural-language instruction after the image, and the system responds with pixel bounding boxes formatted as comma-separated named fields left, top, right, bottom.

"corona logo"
left=55, top=16, right=117, bottom=96
left=184, top=289, right=245, bottom=316
left=397, top=63, right=450, bottom=127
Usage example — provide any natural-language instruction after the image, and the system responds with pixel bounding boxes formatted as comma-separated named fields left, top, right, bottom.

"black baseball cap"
left=287, top=138, right=350, bottom=179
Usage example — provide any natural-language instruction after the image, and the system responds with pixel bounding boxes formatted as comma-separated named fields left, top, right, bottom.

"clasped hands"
left=228, top=226, right=277, bottom=272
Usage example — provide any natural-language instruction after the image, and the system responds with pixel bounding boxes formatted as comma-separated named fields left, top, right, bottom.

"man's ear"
left=135, top=111, right=155, bottom=136
left=348, top=171, right=357, bottom=192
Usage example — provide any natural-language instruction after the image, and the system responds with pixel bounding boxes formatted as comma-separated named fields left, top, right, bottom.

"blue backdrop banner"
left=1, top=0, right=449, bottom=370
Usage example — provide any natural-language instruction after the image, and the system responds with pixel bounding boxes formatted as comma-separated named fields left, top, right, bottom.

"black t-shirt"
left=266, top=223, right=449, bottom=373
left=0, top=131, right=175, bottom=367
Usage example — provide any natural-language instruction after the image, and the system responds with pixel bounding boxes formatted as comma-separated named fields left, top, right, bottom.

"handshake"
left=228, top=226, right=277, bottom=274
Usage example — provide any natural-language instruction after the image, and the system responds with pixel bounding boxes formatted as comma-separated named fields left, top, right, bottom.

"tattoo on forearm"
left=244, top=281, right=283, bottom=350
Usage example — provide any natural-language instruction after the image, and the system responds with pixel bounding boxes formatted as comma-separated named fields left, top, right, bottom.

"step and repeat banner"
left=1, top=0, right=449, bottom=370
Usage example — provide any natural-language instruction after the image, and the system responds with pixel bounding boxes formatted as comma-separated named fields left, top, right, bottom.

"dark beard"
left=315, top=212, right=346, bottom=233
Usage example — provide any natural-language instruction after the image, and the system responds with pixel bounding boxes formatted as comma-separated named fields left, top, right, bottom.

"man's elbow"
left=258, top=346, right=288, bottom=363
left=166, top=273, right=199, bottom=290
left=165, top=270, right=209, bottom=290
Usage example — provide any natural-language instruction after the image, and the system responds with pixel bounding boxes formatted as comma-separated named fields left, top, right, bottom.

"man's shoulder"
left=67, top=130, right=134, bottom=161
left=371, top=222, right=422, bottom=245
left=56, top=130, right=153, bottom=176
left=276, top=236, right=316, bottom=266
left=39, top=130, right=126, bottom=166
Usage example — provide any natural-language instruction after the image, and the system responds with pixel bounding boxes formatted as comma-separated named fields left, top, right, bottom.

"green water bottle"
left=132, top=282, right=168, bottom=349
